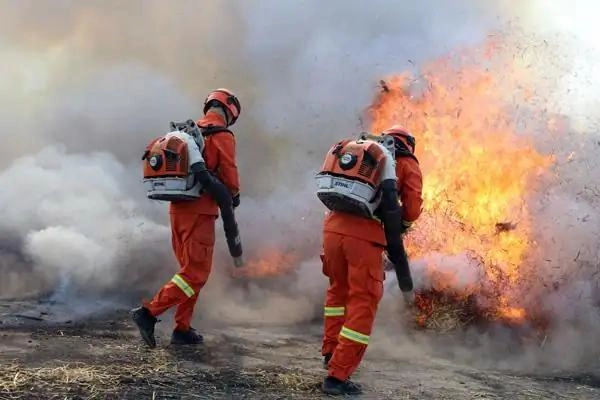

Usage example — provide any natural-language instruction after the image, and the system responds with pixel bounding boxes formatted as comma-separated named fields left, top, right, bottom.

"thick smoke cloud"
left=515, top=5, right=600, bottom=372
left=236, top=0, right=498, bottom=165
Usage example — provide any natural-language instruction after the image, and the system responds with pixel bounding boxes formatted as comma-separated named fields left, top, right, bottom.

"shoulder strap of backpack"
left=200, top=126, right=234, bottom=137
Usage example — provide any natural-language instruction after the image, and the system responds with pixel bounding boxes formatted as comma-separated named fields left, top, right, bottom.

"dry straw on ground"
left=0, top=347, right=320, bottom=399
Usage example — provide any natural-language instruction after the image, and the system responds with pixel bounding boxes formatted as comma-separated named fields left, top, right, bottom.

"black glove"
left=232, top=193, right=240, bottom=208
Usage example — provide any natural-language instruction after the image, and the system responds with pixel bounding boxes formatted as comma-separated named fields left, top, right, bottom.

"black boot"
left=130, top=306, right=157, bottom=348
left=323, top=353, right=332, bottom=370
left=171, top=327, right=204, bottom=345
left=322, top=376, right=362, bottom=395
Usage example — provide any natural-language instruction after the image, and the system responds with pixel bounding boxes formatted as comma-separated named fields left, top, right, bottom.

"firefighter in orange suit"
left=318, top=126, right=423, bottom=395
left=131, top=89, right=242, bottom=347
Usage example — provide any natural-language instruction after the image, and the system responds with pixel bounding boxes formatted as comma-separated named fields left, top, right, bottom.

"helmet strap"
left=206, top=105, right=230, bottom=126
left=393, top=136, right=415, bottom=156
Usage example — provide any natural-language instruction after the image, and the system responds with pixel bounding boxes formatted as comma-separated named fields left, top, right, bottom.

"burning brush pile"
left=369, top=35, right=562, bottom=333
left=229, top=33, right=570, bottom=336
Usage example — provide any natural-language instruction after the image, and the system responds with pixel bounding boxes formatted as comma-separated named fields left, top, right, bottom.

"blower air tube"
left=380, top=179, right=413, bottom=292
left=191, top=162, right=243, bottom=264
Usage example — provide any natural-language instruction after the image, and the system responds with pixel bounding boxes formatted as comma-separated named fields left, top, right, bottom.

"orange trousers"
left=144, top=213, right=216, bottom=331
left=321, top=231, right=384, bottom=381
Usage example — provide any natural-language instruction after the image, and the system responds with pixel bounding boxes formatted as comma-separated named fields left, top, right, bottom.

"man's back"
left=323, top=154, right=423, bottom=245
left=169, top=113, right=240, bottom=216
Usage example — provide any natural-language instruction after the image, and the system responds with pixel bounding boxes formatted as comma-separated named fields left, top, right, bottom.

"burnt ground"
left=0, top=300, right=599, bottom=400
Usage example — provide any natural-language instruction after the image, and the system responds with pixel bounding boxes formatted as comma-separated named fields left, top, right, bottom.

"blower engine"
left=142, top=119, right=244, bottom=267
left=142, top=120, right=205, bottom=201
left=315, top=132, right=414, bottom=296
left=315, top=132, right=396, bottom=218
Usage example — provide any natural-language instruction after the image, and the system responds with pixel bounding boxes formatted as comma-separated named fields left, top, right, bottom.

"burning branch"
left=495, top=222, right=517, bottom=234
left=378, top=80, right=390, bottom=93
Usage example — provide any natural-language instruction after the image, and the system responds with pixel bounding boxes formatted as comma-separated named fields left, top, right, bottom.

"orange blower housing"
left=143, top=135, right=189, bottom=178
left=142, top=121, right=206, bottom=201
left=316, top=133, right=396, bottom=219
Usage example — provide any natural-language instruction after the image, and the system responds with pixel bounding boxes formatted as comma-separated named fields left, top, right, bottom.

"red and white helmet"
left=382, top=125, right=416, bottom=155
left=203, top=88, right=241, bottom=126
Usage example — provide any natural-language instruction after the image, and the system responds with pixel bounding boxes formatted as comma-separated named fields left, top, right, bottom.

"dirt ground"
left=0, top=300, right=598, bottom=400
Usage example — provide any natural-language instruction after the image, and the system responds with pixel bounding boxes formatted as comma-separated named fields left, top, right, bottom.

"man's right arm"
left=397, top=159, right=423, bottom=230
left=211, top=132, right=241, bottom=198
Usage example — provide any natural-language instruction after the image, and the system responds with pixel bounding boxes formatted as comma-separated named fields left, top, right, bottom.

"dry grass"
left=0, top=352, right=173, bottom=399
left=0, top=347, right=320, bottom=399
left=1, top=363, right=121, bottom=395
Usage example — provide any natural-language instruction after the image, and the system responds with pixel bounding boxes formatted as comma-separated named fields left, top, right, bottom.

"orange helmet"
left=382, top=125, right=416, bottom=155
left=203, top=88, right=241, bottom=126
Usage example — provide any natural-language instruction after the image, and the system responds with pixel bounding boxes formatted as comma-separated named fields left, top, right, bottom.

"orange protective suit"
left=321, top=153, right=423, bottom=381
left=144, top=112, right=240, bottom=331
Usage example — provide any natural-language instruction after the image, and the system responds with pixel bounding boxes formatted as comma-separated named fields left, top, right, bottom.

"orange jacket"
left=323, top=155, right=423, bottom=245
left=169, top=112, right=240, bottom=216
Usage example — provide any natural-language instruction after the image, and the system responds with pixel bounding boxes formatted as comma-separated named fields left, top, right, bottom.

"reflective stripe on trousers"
left=324, top=306, right=345, bottom=317
left=339, top=326, right=369, bottom=345
left=171, top=274, right=195, bottom=297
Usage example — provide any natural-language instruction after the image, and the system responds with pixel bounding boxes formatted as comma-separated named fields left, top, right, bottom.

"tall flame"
left=368, top=37, right=554, bottom=321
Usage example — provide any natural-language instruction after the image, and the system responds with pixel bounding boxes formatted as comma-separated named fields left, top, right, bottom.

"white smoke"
left=512, top=2, right=600, bottom=371
left=0, top=145, right=171, bottom=301
left=385, top=253, right=484, bottom=294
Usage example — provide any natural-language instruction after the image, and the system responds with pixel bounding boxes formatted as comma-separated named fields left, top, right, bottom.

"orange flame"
left=231, top=249, right=298, bottom=279
left=368, top=36, right=555, bottom=322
